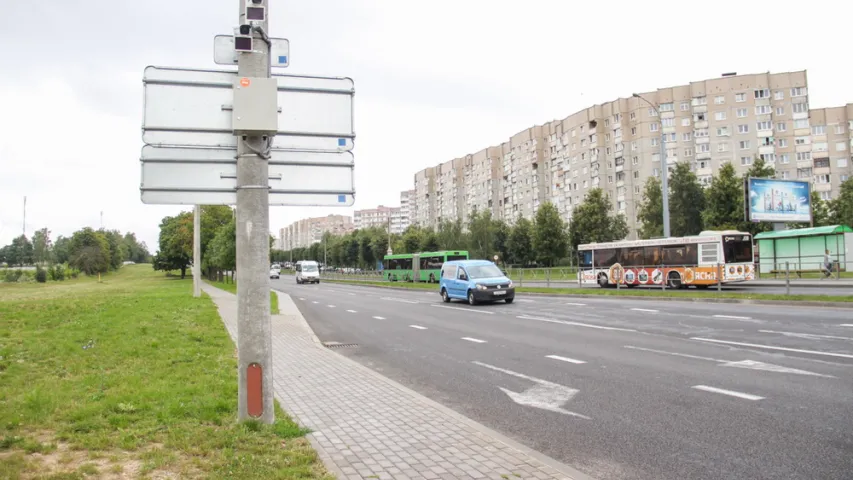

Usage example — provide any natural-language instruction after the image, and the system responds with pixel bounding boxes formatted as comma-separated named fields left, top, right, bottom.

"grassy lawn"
left=207, top=279, right=279, bottom=314
left=325, top=278, right=853, bottom=303
left=0, top=265, right=329, bottom=479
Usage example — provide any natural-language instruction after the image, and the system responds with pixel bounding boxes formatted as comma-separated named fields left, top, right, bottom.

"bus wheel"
left=597, top=273, right=609, bottom=288
left=429, top=273, right=435, bottom=283
left=667, top=272, right=682, bottom=289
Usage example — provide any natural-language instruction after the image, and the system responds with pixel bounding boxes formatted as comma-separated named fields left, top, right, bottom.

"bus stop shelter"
left=754, top=225, right=852, bottom=277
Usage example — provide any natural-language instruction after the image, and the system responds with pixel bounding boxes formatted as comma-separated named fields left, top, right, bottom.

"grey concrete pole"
left=633, top=93, right=671, bottom=237
left=235, top=0, right=274, bottom=424
left=193, top=205, right=201, bottom=297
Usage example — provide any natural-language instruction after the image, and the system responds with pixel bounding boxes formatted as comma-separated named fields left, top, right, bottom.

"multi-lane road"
left=271, top=277, right=853, bottom=480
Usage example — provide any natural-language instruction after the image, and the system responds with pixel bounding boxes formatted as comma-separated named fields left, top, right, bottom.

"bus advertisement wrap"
left=747, top=178, right=811, bottom=223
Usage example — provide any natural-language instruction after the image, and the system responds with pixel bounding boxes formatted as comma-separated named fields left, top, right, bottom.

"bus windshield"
left=723, top=236, right=753, bottom=263
left=302, top=264, right=318, bottom=272
left=467, top=264, right=504, bottom=279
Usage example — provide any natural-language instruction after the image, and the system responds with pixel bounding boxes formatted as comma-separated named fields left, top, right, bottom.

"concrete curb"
left=323, top=280, right=853, bottom=309
left=274, top=286, right=595, bottom=480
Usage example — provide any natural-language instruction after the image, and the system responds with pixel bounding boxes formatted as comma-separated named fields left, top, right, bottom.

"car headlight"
left=508, top=281, right=513, bottom=288
left=476, top=284, right=487, bottom=290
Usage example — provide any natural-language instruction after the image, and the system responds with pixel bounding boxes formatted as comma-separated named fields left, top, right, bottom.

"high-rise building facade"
left=399, top=189, right=415, bottom=233
left=280, top=214, right=354, bottom=250
left=354, top=205, right=400, bottom=233
left=412, top=70, right=853, bottom=236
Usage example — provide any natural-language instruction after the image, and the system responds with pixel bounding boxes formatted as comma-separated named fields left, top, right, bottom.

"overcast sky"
left=1, top=0, right=851, bottom=250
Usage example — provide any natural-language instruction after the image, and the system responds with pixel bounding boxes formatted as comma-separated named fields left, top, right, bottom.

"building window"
left=736, top=108, right=748, bottom=118
left=717, top=126, right=729, bottom=136
left=738, top=124, right=750, bottom=134
left=683, top=132, right=692, bottom=141
left=741, top=156, right=753, bottom=166
left=649, top=108, right=658, bottom=117
left=632, top=156, right=639, bottom=165
left=684, top=148, right=693, bottom=157
left=774, top=90, right=784, bottom=100
left=735, top=93, right=746, bottom=102
left=838, top=158, right=849, bottom=168
left=681, top=101, right=690, bottom=111
left=813, top=142, right=828, bottom=152
left=660, top=103, right=674, bottom=112
left=841, top=174, right=849, bottom=182
left=795, top=136, right=809, bottom=145
left=796, top=151, right=812, bottom=161
left=755, top=105, right=771, bottom=115
left=793, top=103, right=808, bottom=114
left=775, top=106, right=785, bottom=116
left=777, top=122, right=787, bottom=132
left=682, top=118, right=691, bottom=126
left=630, top=112, right=636, bottom=120
left=757, top=121, right=772, bottom=131
left=715, top=111, right=727, bottom=121
left=779, top=154, right=790, bottom=164
left=662, top=118, right=674, bottom=127
left=812, top=125, right=827, bottom=135
left=815, top=174, right=830, bottom=184
left=794, top=119, right=810, bottom=129
left=778, top=138, right=788, bottom=148
left=739, top=140, right=751, bottom=150
left=836, top=142, right=847, bottom=152
left=780, top=171, right=790, bottom=179
left=819, top=191, right=832, bottom=201
left=717, top=142, right=728, bottom=152
left=695, top=129, right=709, bottom=138
left=754, top=89, right=770, bottom=99
left=651, top=138, right=659, bottom=147
left=791, top=87, right=806, bottom=97
left=697, top=144, right=710, bottom=153
left=650, top=123, right=659, bottom=132
left=715, top=95, right=725, bottom=104
left=633, top=171, right=639, bottom=179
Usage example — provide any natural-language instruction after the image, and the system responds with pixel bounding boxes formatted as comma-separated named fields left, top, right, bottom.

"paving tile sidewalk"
left=201, top=283, right=589, bottom=480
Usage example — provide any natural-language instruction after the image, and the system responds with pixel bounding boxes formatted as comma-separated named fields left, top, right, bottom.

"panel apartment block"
left=281, top=214, right=354, bottom=250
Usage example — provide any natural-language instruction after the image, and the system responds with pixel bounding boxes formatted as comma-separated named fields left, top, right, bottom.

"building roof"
left=754, top=225, right=853, bottom=240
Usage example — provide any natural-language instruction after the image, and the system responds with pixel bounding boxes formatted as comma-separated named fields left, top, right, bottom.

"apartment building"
left=399, top=189, right=415, bottom=232
left=280, top=214, right=353, bottom=250
left=412, top=70, right=853, bottom=237
left=354, top=205, right=401, bottom=233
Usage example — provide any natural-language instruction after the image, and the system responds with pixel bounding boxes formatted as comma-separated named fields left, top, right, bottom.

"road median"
left=0, top=264, right=330, bottom=479
left=323, top=278, right=853, bottom=308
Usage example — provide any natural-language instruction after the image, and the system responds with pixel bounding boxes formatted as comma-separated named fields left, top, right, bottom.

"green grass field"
left=0, top=265, right=329, bottom=479
left=325, top=278, right=853, bottom=303
left=208, top=278, right=279, bottom=314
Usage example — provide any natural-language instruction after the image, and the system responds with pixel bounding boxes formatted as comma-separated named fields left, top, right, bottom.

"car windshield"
left=466, top=264, right=503, bottom=279
left=302, top=264, right=318, bottom=272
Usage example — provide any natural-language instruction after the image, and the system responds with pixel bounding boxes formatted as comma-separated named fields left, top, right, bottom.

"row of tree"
left=153, top=206, right=242, bottom=280
left=0, top=227, right=151, bottom=275
left=636, top=158, right=853, bottom=238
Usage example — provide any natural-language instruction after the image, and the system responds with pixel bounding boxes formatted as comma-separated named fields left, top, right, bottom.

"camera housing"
left=246, top=5, right=265, bottom=21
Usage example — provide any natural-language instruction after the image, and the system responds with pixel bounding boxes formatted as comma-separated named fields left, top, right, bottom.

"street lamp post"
left=633, top=93, right=671, bottom=238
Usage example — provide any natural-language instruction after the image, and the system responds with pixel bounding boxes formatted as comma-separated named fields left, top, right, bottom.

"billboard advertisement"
left=746, top=178, right=811, bottom=223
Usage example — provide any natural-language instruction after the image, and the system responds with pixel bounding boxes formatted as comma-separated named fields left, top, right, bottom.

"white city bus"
left=577, top=230, right=755, bottom=288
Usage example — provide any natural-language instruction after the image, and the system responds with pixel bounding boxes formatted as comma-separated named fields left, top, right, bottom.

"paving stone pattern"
left=202, top=284, right=584, bottom=480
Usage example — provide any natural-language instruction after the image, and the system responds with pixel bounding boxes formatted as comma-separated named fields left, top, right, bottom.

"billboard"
left=746, top=177, right=811, bottom=223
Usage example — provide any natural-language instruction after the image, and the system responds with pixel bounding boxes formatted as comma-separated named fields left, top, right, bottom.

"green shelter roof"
left=754, top=225, right=853, bottom=240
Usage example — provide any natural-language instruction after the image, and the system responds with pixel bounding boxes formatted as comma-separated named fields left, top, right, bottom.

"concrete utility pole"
left=193, top=205, right=201, bottom=297
left=633, top=93, right=671, bottom=238
left=235, top=0, right=274, bottom=424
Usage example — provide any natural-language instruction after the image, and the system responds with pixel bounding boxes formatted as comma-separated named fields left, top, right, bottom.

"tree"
left=567, top=188, right=629, bottom=250
left=702, top=163, right=743, bottom=230
left=508, top=218, right=534, bottom=266
left=468, top=209, right=495, bottom=259
left=53, top=236, right=72, bottom=264
left=437, top=219, right=467, bottom=251
left=421, top=231, right=440, bottom=252
left=69, top=227, right=111, bottom=275
left=153, top=212, right=193, bottom=278
left=402, top=226, right=422, bottom=253
left=208, top=217, right=237, bottom=272
left=101, top=229, right=127, bottom=270
left=200, top=206, right=234, bottom=267
left=32, top=228, right=52, bottom=265
left=6, top=235, right=34, bottom=267
left=636, top=177, right=663, bottom=239
left=810, top=191, right=833, bottom=228
left=830, top=177, right=853, bottom=227
left=122, top=232, right=151, bottom=263
left=492, top=221, right=511, bottom=264
left=358, top=230, right=376, bottom=267
left=668, top=162, right=706, bottom=236
left=532, top=202, right=569, bottom=266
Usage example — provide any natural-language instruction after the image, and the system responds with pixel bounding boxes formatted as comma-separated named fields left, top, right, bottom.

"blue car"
left=439, top=259, right=515, bottom=305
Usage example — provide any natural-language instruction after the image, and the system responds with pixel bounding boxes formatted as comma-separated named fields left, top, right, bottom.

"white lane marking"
left=348, top=293, right=356, bottom=296
left=346, top=309, right=357, bottom=313
left=299, top=298, right=305, bottom=301
left=630, top=308, right=659, bottom=313
left=471, top=361, right=590, bottom=419
left=432, top=305, right=495, bottom=315
left=714, top=314, right=752, bottom=320
left=624, top=345, right=721, bottom=362
left=312, top=301, right=319, bottom=304
left=841, top=324, right=853, bottom=327
left=372, top=316, right=386, bottom=320
left=380, top=296, right=419, bottom=304
left=692, top=385, right=764, bottom=401
left=461, top=337, right=487, bottom=343
left=624, top=346, right=835, bottom=377
left=546, top=355, right=587, bottom=364
left=565, top=302, right=587, bottom=306
left=515, top=299, right=535, bottom=303
left=759, top=330, right=853, bottom=341
left=517, top=315, right=637, bottom=332
left=409, top=325, right=427, bottom=330
left=691, top=338, right=853, bottom=359
left=327, top=305, right=336, bottom=308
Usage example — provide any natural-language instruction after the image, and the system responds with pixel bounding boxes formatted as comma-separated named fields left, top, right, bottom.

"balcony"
left=814, top=182, right=832, bottom=192
left=695, top=136, right=710, bottom=144
left=696, top=151, right=712, bottom=160
left=758, top=145, right=775, bottom=155
left=694, top=121, right=709, bottom=130
left=757, top=129, right=774, bottom=138
left=795, top=144, right=812, bottom=153
left=792, top=111, right=809, bottom=120
left=692, top=105, right=708, bottom=114
left=797, top=160, right=813, bottom=169
left=812, top=149, right=829, bottom=159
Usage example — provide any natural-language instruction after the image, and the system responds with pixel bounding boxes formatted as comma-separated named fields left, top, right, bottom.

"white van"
left=295, top=260, right=320, bottom=284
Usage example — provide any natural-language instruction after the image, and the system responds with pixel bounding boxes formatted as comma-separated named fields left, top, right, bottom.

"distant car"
left=269, top=269, right=280, bottom=279
left=296, top=260, right=320, bottom=284
left=439, top=259, right=514, bottom=305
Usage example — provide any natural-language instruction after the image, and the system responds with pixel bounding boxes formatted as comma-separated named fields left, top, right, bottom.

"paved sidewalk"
left=201, top=283, right=589, bottom=480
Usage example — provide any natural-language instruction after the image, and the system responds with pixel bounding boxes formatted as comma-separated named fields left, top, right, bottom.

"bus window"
left=579, top=251, right=592, bottom=268
left=621, top=247, right=644, bottom=266
left=446, top=254, right=468, bottom=262
left=421, top=256, right=442, bottom=270
left=644, top=247, right=661, bottom=266
left=662, top=245, right=695, bottom=266
left=723, top=236, right=753, bottom=263
left=595, top=249, right=617, bottom=267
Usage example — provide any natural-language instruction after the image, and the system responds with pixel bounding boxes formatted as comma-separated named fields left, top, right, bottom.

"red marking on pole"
left=240, top=77, right=251, bottom=87
left=247, top=363, right=263, bottom=418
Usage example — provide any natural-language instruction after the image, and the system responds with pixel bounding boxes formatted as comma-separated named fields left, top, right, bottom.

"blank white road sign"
left=142, top=66, right=355, bottom=151
left=140, top=145, right=354, bottom=206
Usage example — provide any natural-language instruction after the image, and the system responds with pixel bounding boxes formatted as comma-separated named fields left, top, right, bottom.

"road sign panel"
left=214, top=35, right=290, bottom=67
left=142, top=66, right=354, bottom=151
left=140, top=145, right=354, bottom=206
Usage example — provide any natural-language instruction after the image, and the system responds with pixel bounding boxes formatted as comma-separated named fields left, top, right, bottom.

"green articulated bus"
left=383, top=250, right=469, bottom=283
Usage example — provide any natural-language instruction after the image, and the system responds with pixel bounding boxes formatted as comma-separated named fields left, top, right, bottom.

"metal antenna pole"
left=235, top=0, right=274, bottom=424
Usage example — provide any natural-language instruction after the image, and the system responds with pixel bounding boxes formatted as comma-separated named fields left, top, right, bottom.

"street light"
left=633, top=93, right=671, bottom=238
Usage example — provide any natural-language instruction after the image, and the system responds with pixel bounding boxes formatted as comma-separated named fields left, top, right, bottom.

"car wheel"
left=505, top=298, right=514, bottom=304
left=598, top=273, right=609, bottom=288
left=441, top=288, right=451, bottom=303
left=467, top=290, right=477, bottom=305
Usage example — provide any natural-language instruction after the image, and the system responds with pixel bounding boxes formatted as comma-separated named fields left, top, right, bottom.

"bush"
left=35, top=267, right=47, bottom=283
left=49, top=264, right=65, bottom=281
left=3, top=269, right=22, bottom=283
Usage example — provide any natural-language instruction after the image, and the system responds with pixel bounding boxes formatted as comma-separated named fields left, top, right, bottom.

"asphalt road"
left=271, top=277, right=853, bottom=480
